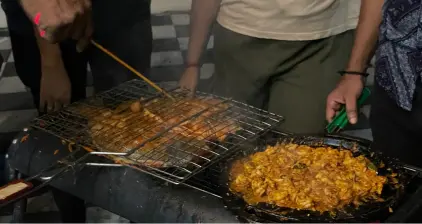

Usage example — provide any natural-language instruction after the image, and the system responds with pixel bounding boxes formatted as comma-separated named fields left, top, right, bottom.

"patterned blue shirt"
left=375, top=0, right=422, bottom=111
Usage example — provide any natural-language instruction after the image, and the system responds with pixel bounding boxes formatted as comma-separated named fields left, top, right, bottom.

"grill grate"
left=30, top=79, right=282, bottom=184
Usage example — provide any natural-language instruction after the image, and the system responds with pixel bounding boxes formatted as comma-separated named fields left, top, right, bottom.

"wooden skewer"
left=90, top=40, right=175, bottom=101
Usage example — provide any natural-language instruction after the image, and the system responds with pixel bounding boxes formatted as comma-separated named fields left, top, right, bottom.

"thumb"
left=345, top=94, right=358, bottom=124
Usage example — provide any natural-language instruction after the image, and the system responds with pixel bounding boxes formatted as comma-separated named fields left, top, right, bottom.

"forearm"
left=346, top=0, right=384, bottom=72
left=186, top=0, right=221, bottom=65
left=33, top=26, right=62, bottom=67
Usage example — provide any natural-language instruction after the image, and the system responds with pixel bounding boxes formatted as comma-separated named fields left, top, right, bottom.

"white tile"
left=0, top=61, right=6, bottom=80
left=171, top=14, right=190, bottom=25
left=152, top=25, right=177, bottom=39
left=0, top=9, right=7, bottom=28
left=7, top=52, right=14, bottom=62
left=200, top=63, right=214, bottom=79
left=151, top=0, right=191, bottom=14
left=0, top=109, right=38, bottom=133
left=177, top=37, right=189, bottom=50
left=151, top=51, right=183, bottom=67
left=0, top=37, right=11, bottom=50
left=207, top=36, right=214, bottom=49
left=0, top=76, right=27, bottom=94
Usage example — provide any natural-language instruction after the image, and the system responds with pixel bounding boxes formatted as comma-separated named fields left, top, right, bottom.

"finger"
left=345, top=95, right=358, bottom=124
left=57, top=0, right=75, bottom=23
left=326, top=100, right=340, bottom=122
left=66, top=0, right=83, bottom=14
left=81, top=0, right=91, bottom=9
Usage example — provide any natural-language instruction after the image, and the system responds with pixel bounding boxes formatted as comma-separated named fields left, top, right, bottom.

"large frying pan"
left=217, top=133, right=414, bottom=223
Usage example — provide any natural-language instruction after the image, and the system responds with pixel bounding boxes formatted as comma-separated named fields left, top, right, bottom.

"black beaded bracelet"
left=338, top=70, right=370, bottom=77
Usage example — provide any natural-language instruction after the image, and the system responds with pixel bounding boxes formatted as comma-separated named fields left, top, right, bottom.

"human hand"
left=179, top=65, right=199, bottom=94
left=39, top=62, right=72, bottom=112
left=326, top=75, right=365, bottom=124
left=20, top=0, right=91, bottom=42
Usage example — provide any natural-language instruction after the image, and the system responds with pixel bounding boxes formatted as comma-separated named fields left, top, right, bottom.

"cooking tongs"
left=326, top=87, right=371, bottom=134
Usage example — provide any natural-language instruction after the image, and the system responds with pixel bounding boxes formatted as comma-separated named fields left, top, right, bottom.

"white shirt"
left=217, top=0, right=360, bottom=41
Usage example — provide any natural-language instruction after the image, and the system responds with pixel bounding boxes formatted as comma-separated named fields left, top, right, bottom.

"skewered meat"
left=229, top=143, right=387, bottom=212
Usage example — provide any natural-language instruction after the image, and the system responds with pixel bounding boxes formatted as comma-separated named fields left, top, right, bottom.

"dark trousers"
left=1, top=0, right=152, bottom=222
left=370, top=81, right=422, bottom=168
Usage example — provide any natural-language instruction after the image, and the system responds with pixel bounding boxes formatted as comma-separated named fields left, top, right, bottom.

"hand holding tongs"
left=326, top=87, right=371, bottom=134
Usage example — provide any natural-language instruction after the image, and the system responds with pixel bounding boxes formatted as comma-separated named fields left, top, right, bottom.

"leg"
left=267, top=30, right=355, bottom=134
left=370, top=82, right=422, bottom=167
left=89, top=0, right=152, bottom=92
left=1, top=0, right=42, bottom=107
left=212, top=23, right=282, bottom=109
left=2, top=2, right=88, bottom=221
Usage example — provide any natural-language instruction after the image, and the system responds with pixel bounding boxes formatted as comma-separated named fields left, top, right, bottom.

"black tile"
left=0, top=50, right=10, bottom=62
left=0, top=29, right=9, bottom=38
left=0, top=91, right=35, bottom=111
left=152, top=38, right=180, bottom=52
left=2, top=62, right=17, bottom=77
left=150, top=65, right=185, bottom=82
left=151, top=15, right=173, bottom=26
left=175, top=25, right=190, bottom=38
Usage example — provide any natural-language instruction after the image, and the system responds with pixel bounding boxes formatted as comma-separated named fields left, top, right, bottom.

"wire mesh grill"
left=30, top=79, right=282, bottom=184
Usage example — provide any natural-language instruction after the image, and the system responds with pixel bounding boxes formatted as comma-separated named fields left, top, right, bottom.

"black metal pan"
left=217, top=133, right=414, bottom=223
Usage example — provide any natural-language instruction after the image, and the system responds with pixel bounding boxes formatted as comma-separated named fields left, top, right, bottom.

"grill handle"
left=0, top=149, right=91, bottom=208
left=0, top=180, right=32, bottom=204
left=0, top=161, right=75, bottom=208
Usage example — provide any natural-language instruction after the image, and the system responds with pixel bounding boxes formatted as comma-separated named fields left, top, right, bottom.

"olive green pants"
left=210, top=24, right=355, bottom=134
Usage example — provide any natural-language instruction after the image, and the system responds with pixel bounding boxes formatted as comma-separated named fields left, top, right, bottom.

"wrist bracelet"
left=338, top=70, right=370, bottom=77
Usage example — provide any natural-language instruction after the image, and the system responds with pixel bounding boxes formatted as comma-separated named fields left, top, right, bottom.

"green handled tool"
left=326, top=87, right=371, bottom=134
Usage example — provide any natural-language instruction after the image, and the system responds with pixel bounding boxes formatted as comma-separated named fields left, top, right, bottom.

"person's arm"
left=34, top=26, right=71, bottom=112
left=326, top=0, right=385, bottom=123
left=34, top=26, right=62, bottom=66
left=185, top=0, right=222, bottom=65
left=345, top=0, right=384, bottom=74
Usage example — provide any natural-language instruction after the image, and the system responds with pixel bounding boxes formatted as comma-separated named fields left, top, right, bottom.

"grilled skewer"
left=90, top=40, right=175, bottom=101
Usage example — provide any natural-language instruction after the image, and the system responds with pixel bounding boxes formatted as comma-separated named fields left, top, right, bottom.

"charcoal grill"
left=0, top=79, right=282, bottom=206
left=4, top=129, right=422, bottom=222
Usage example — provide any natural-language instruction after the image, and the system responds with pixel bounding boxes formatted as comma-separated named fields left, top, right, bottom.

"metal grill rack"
left=30, top=79, right=283, bottom=184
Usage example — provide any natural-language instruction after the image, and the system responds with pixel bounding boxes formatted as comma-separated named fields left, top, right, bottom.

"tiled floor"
left=0, top=5, right=374, bottom=223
